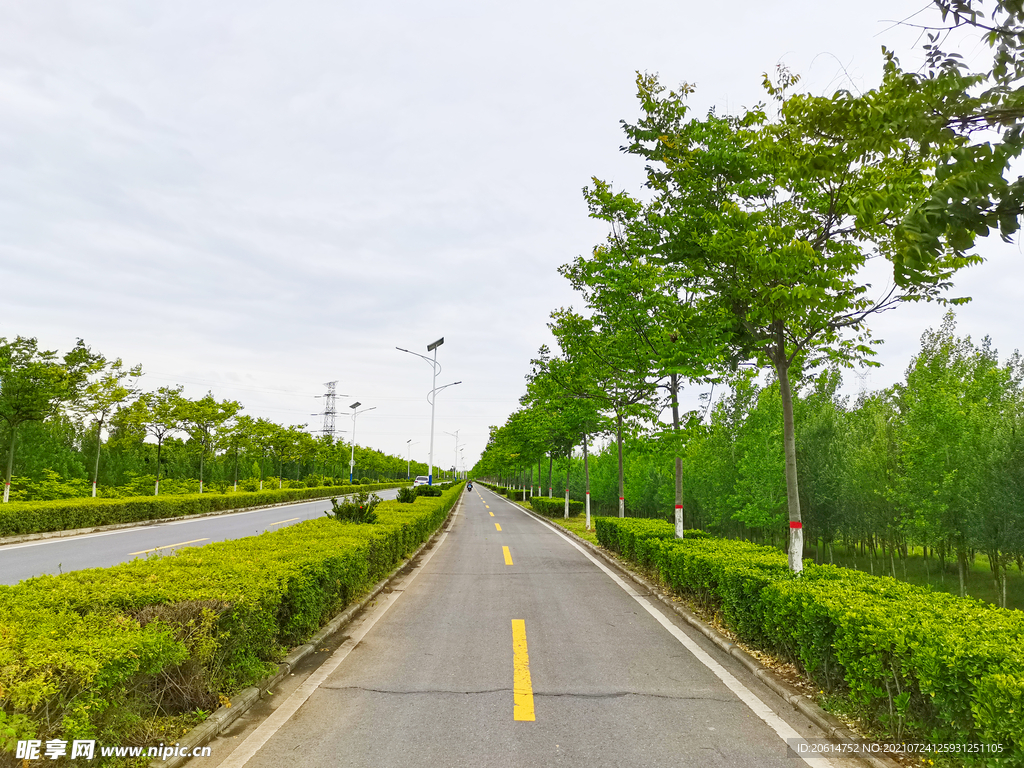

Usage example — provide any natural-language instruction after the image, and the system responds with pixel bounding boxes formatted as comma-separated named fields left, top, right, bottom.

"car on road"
left=413, top=476, right=429, bottom=487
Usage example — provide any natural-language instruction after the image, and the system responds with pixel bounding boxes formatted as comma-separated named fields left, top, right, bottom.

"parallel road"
left=0, top=488, right=400, bottom=585
left=200, top=486, right=864, bottom=768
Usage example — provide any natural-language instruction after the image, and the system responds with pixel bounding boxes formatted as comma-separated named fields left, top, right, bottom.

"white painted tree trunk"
left=583, top=431, right=591, bottom=531
left=778, top=357, right=804, bottom=574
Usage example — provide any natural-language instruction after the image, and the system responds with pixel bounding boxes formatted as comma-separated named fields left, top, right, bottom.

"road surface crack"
left=322, top=686, right=735, bottom=703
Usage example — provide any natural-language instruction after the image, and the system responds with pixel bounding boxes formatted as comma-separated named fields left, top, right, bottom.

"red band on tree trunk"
left=674, top=505, right=683, bottom=509
left=790, top=521, right=802, bottom=529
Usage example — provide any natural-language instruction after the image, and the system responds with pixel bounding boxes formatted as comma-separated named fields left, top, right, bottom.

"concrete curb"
left=502, top=497, right=899, bottom=768
left=148, top=493, right=463, bottom=768
left=0, top=485, right=407, bottom=547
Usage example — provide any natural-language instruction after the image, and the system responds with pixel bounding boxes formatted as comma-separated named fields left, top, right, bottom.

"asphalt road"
left=0, top=487, right=400, bottom=585
left=200, top=486, right=863, bottom=768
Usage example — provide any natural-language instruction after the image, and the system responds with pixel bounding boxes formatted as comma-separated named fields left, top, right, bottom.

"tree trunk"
left=4, top=426, right=16, bottom=503
left=777, top=359, right=804, bottom=573
left=199, top=448, right=205, bottom=494
left=547, top=453, right=553, bottom=497
left=155, top=438, right=162, bottom=496
left=234, top=446, right=239, bottom=492
left=92, top=418, right=103, bottom=498
left=583, top=431, right=591, bottom=531
left=616, top=411, right=625, bottom=518
left=564, top=451, right=571, bottom=519
left=670, top=372, right=684, bottom=539
left=958, top=545, right=967, bottom=598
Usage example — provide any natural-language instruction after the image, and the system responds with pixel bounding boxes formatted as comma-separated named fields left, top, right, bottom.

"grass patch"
left=507, top=499, right=600, bottom=544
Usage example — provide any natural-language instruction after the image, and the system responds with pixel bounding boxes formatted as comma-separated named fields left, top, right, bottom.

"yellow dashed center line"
left=489, top=511, right=494, bottom=517
left=484, top=504, right=489, bottom=509
left=129, top=538, right=209, bottom=556
left=503, top=546, right=513, bottom=565
left=495, top=523, right=501, bottom=531
left=512, top=619, right=535, bottom=721
left=269, top=517, right=299, bottom=526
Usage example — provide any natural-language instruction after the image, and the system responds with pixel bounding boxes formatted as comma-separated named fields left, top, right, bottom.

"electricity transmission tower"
left=314, top=381, right=348, bottom=439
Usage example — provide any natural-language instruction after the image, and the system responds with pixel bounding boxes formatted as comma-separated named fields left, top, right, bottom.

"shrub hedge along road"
left=595, top=517, right=1024, bottom=765
left=0, top=483, right=463, bottom=758
left=0, top=481, right=407, bottom=537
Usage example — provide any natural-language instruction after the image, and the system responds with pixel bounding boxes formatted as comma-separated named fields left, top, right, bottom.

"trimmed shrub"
left=0, top=482, right=408, bottom=537
left=0, top=483, right=464, bottom=754
left=529, top=496, right=584, bottom=517
left=593, top=517, right=1024, bottom=760
left=396, top=486, right=417, bottom=503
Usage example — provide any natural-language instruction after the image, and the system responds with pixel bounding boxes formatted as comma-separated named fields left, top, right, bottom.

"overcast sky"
left=1, top=1, right=1019, bottom=472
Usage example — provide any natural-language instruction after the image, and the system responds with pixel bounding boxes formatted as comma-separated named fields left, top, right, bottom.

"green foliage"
left=396, top=486, right=416, bottom=503
left=529, top=496, right=584, bottom=517
left=596, top=517, right=1024, bottom=759
left=414, top=485, right=442, bottom=498
left=0, top=483, right=464, bottom=752
left=324, top=492, right=382, bottom=524
left=0, top=482, right=407, bottom=537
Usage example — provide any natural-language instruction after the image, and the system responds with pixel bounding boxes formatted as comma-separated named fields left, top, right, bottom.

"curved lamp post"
left=348, top=401, right=376, bottom=483
left=406, top=438, right=420, bottom=479
left=396, top=338, right=460, bottom=486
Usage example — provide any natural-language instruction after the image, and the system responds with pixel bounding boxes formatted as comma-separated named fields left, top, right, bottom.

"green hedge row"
left=0, top=482, right=408, bottom=537
left=593, top=518, right=711, bottom=567
left=596, top=517, right=1024, bottom=763
left=0, top=483, right=463, bottom=755
left=529, top=496, right=584, bottom=517
left=475, top=481, right=527, bottom=501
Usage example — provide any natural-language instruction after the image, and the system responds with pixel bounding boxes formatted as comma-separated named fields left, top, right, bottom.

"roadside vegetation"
left=0, top=480, right=407, bottom=538
left=0, top=483, right=463, bottom=766
left=472, top=1, right=1024, bottom=762
left=0, top=337, right=435, bottom=505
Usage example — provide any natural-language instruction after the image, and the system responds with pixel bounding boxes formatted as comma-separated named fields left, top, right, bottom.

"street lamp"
left=406, top=439, right=419, bottom=479
left=348, top=401, right=376, bottom=484
left=444, top=429, right=460, bottom=483
left=397, top=338, right=461, bottom=486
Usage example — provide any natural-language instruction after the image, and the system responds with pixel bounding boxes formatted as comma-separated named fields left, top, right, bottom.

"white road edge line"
left=216, top=499, right=461, bottom=768
left=486, top=489, right=834, bottom=768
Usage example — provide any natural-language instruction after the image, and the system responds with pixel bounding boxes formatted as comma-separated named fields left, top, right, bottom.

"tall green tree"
left=562, top=240, right=724, bottom=534
left=179, top=393, right=242, bottom=493
left=547, top=309, right=659, bottom=518
left=591, top=65, right=980, bottom=570
left=0, top=337, right=98, bottom=502
left=130, top=386, right=186, bottom=495
left=76, top=357, right=142, bottom=496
